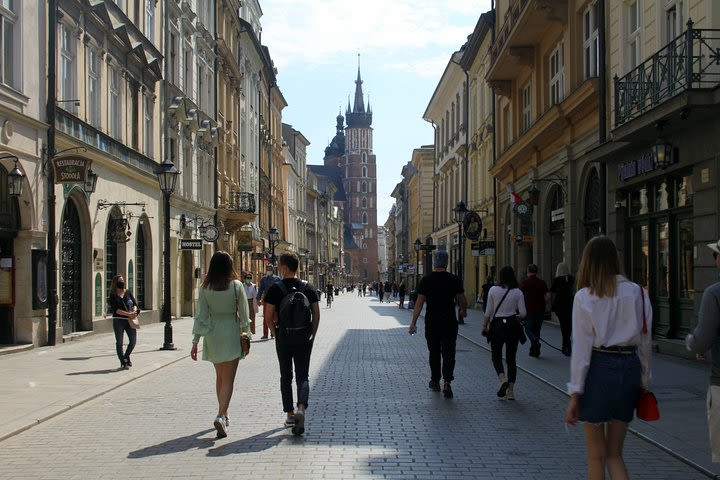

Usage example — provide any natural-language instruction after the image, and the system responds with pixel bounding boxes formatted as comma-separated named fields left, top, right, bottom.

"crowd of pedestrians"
left=101, top=232, right=718, bottom=475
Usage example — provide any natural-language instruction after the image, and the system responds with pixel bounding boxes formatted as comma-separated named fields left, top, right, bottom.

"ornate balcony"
left=614, top=22, right=720, bottom=127
left=217, top=191, right=256, bottom=230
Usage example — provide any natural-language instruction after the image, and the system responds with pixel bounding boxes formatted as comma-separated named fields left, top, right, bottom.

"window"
left=108, top=65, right=122, bottom=139
left=521, top=81, right=532, bottom=132
left=59, top=23, right=77, bottom=112
left=362, top=166, right=367, bottom=178
left=665, top=1, right=684, bottom=43
left=626, top=1, right=641, bottom=71
left=198, top=63, right=204, bottom=109
left=361, top=181, right=367, bottom=193
left=183, top=47, right=191, bottom=92
left=145, top=0, right=155, bottom=43
left=362, top=212, right=368, bottom=224
left=130, top=83, right=139, bottom=149
left=87, top=49, right=101, bottom=126
left=144, top=95, right=153, bottom=156
left=549, top=42, right=564, bottom=105
left=169, top=32, right=178, bottom=84
left=0, top=0, right=17, bottom=89
left=583, top=1, right=599, bottom=78
left=362, top=152, right=367, bottom=163
left=502, top=104, right=510, bottom=151
left=451, top=102, right=456, bottom=136
left=362, top=197, right=367, bottom=208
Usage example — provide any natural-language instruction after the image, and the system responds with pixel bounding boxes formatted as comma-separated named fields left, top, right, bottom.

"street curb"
left=458, top=331, right=719, bottom=480
left=0, top=350, right=190, bottom=444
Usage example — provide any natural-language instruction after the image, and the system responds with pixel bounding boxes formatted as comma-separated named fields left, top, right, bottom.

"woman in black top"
left=550, top=262, right=575, bottom=356
left=108, top=274, right=140, bottom=370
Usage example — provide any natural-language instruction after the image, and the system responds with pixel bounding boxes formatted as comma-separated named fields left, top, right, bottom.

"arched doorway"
left=61, top=200, right=82, bottom=334
left=0, top=164, right=19, bottom=343
left=135, top=217, right=151, bottom=310
left=105, top=207, right=127, bottom=314
left=548, top=186, right=566, bottom=271
left=583, top=168, right=601, bottom=243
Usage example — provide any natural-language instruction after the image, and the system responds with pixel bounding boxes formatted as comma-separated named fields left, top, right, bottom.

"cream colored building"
left=0, top=2, right=49, bottom=346
left=407, top=146, right=435, bottom=286
left=282, top=123, right=311, bottom=255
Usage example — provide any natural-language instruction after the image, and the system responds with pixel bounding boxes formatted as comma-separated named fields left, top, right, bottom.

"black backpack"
left=276, top=280, right=313, bottom=344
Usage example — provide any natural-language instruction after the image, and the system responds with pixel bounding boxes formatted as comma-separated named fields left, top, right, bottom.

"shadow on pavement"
left=59, top=349, right=160, bottom=361
left=66, top=368, right=123, bottom=375
left=127, top=428, right=217, bottom=458
left=206, top=427, right=289, bottom=456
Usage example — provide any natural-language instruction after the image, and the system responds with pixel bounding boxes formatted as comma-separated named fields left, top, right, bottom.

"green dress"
left=192, top=280, right=251, bottom=363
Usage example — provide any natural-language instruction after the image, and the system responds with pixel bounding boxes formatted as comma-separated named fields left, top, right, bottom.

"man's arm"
left=409, top=294, right=426, bottom=333
left=456, top=292, right=468, bottom=319
left=687, top=287, right=720, bottom=354
left=263, top=302, right=277, bottom=337
left=311, top=302, right=320, bottom=338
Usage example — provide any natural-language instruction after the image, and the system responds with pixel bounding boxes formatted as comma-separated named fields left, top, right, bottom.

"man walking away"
left=520, top=264, right=549, bottom=357
left=398, top=282, right=407, bottom=309
left=409, top=251, right=467, bottom=399
left=258, top=265, right=281, bottom=339
left=686, top=238, right=720, bottom=463
left=384, top=281, right=392, bottom=303
left=263, top=253, right=320, bottom=435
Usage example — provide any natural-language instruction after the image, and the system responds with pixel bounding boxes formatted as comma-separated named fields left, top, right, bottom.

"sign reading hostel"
left=179, top=239, right=203, bottom=250
left=53, top=155, right=92, bottom=184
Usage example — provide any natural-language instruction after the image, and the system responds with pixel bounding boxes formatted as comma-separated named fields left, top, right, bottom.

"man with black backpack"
left=263, top=252, right=320, bottom=435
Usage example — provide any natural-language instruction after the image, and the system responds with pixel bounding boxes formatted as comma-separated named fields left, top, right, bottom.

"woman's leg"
left=605, top=420, right=630, bottom=480
left=213, top=359, right=240, bottom=417
left=505, top=337, right=519, bottom=383
left=124, top=323, right=137, bottom=359
left=582, top=423, right=608, bottom=480
left=490, top=336, right=505, bottom=375
left=112, top=319, right=125, bottom=366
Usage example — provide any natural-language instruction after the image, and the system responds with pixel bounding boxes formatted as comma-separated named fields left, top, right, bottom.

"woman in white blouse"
left=483, top=266, right=527, bottom=400
left=564, top=236, right=652, bottom=480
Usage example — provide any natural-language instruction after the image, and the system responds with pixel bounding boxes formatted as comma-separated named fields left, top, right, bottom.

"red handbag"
left=636, top=286, right=660, bottom=421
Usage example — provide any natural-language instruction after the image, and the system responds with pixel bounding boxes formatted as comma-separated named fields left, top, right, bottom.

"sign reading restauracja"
left=52, top=155, right=92, bottom=184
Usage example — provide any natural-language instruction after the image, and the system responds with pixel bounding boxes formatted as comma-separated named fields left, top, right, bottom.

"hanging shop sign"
left=53, top=155, right=92, bottom=184
left=513, top=201, right=533, bottom=218
left=179, top=239, right=203, bottom=250
left=202, top=225, right=219, bottom=242
left=463, top=212, right=483, bottom=241
left=237, top=231, right=253, bottom=251
left=472, top=241, right=496, bottom=256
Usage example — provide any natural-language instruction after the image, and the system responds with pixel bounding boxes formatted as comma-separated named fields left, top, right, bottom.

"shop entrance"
left=61, top=200, right=83, bottom=335
left=0, top=165, right=19, bottom=343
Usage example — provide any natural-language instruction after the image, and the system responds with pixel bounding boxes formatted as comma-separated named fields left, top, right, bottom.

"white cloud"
left=262, top=0, right=492, bottom=69
left=383, top=54, right=452, bottom=77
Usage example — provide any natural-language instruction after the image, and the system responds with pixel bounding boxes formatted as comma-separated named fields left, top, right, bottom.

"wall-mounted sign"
left=53, top=155, right=92, bottom=184
left=179, top=239, right=203, bottom=250
left=618, top=149, right=678, bottom=182
left=463, top=212, right=483, bottom=241
left=472, top=241, right=496, bottom=256
left=237, top=231, right=253, bottom=251
left=202, top=225, right=219, bottom=242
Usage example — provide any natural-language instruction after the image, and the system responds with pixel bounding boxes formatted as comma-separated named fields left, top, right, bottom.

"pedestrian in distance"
left=108, top=275, right=140, bottom=370
left=258, top=264, right=281, bottom=339
left=384, top=281, right=392, bottom=303
left=686, top=237, right=720, bottom=463
left=190, top=251, right=251, bottom=439
left=564, top=236, right=652, bottom=480
left=482, top=266, right=526, bottom=400
left=520, top=264, right=549, bottom=357
left=243, top=273, right=259, bottom=335
left=264, top=252, right=320, bottom=435
left=398, top=282, right=407, bottom=309
left=409, top=250, right=467, bottom=399
left=550, top=262, right=575, bottom=356
left=480, top=275, right=494, bottom=313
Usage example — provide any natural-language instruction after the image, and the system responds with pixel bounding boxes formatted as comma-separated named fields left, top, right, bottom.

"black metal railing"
left=615, top=21, right=720, bottom=126
left=228, top=191, right=255, bottom=213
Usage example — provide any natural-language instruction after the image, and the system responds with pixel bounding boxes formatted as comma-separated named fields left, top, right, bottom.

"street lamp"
left=83, top=167, right=98, bottom=195
left=4, top=156, right=24, bottom=197
left=156, top=158, right=180, bottom=350
left=413, top=238, right=422, bottom=287
left=453, top=201, right=468, bottom=277
left=269, top=226, right=280, bottom=268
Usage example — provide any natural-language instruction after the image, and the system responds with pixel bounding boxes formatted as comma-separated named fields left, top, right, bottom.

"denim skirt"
left=578, top=350, right=642, bottom=423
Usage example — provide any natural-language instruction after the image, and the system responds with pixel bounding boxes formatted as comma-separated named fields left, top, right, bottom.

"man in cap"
left=686, top=238, right=720, bottom=463
left=409, top=250, right=467, bottom=399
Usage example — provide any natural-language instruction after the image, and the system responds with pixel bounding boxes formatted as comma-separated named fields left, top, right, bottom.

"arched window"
left=548, top=186, right=566, bottom=270
left=362, top=152, right=367, bottom=163
left=361, top=181, right=367, bottom=193
left=105, top=214, right=119, bottom=311
left=362, top=166, right=367, bottom=177
left=584, top=169, right=601, bottom=242
left=362, top=212, right=368, bottom=224
left=362, top=197, right=367, bottom=208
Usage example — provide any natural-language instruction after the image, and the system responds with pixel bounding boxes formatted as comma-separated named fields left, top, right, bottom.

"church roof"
left=307, top=165, right=347, bottom=202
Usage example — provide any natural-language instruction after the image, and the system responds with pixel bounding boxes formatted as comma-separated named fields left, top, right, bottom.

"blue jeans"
left=113, top=318, right=136, bottom=366
left=524, top=312, right=544, bottom=352
left=276, top=340, right=313, bottom=412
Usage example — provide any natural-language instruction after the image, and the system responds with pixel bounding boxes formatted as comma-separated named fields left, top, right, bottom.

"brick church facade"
left=322, top=66, right=379, bottom=283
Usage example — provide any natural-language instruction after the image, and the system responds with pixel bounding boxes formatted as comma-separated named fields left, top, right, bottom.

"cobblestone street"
left=0, top=294, right=709, bottom=479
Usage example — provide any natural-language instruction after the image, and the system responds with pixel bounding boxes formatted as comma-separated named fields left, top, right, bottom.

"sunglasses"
left=244, top=276, right=253, bottom=279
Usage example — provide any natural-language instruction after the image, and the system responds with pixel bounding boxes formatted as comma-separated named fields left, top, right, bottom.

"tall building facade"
left=324, top=66, right=379, bottom=282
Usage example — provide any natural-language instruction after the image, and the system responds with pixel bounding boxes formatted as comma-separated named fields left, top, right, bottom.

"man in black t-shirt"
left=409, top=250, right=467, bottom=399
left=263, top=252, right=320, bottom=435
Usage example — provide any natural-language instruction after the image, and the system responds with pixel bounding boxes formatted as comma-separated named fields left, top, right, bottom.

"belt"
left=593, top=345, right=637, bottom=355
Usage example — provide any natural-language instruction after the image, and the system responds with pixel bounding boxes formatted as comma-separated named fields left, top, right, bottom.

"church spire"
left=353, top=53, right=365, bottom=113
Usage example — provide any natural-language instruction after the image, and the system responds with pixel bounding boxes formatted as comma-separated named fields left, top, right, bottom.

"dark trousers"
left=275, top=340, right=313, bottom=412
left=524, top=311, right=545, bottom=353
left=425, top=321, right=459, bottom=383
left=556, top=309, right=572, bottom=353
left=491, top=334, right=520, bottom=383
left=113, top=318, right=136, bottom=365
left=399, top=295, right=405, bottom=308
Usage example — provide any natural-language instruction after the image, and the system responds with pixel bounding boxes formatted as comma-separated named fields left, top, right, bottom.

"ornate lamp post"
left=156, top=158, right=180, bottom=350
left=413, top=238, right=422, bottom=288
left=3, top=156, right=24, bottom=197
left=269, top=226, right=280, bottom=269
left=453, top=201, right=468, bottom=278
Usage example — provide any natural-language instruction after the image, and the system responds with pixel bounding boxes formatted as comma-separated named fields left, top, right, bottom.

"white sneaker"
left=214, top=416, right=228, bottom=438
left=507, top=384, right=515, bottom=400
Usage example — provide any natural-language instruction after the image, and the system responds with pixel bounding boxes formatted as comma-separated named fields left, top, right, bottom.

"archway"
left=583, top=168, right=601, bottom=243
left=547, top=186, right=565, bottom=271
left=0, top=164, right=20, bottom=343
left=61, top=199, right=83, bottom=334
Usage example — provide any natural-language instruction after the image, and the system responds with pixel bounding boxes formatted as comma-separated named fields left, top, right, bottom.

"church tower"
left=343, top=60, right=378, bottom=282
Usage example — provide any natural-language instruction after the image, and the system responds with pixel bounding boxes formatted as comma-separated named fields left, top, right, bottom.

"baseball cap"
left=707, top=239, right=720, bottom=255
left=434, top=250, right=449, bottom=268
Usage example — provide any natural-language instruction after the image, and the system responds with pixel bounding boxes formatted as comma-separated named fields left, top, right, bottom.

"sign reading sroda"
left=52, top=155, right=92, bottom=184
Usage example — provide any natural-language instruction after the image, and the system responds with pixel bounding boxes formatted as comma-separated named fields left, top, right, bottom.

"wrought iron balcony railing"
left=228, top=191, right=256, bottom=213
left=614, top=21, right=720, bottom=127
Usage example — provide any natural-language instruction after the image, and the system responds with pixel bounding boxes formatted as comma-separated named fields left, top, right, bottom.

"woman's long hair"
left=201, top=251, right=238, bottom=291
left=577, top=235, right=622, bottom=298
left=109, top=275, right=123, bottom=296
left=497, top=266, right=519, bottom=289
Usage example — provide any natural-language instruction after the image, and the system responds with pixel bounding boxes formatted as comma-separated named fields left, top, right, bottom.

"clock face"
left=514, top=202, right=532, bottom=217
left=203, top=225, right=219, bottom=242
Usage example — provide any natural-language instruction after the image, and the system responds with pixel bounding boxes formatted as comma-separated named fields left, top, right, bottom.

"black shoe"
left=443, top=382, right=453, bottom=398
left=497, top=381, right=509, bottom=397
left=124, top=356, right=132, bottom=367
left=428, top=380, right=441, bottom=392
left=292, top=409, right=305, bottom=436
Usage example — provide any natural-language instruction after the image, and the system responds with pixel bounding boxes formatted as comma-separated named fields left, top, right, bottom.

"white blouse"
left=567, top=275, right=653, bottom=394
left=483, top=286, right=527, bottom=322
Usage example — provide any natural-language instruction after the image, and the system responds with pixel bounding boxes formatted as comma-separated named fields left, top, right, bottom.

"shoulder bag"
left=235, top=282, right=251, bottom=356
left=636, top=284, right=659, bottom=421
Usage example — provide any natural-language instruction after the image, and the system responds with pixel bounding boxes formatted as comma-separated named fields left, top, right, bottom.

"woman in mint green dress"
left=190, top=251, right=251, bottom=438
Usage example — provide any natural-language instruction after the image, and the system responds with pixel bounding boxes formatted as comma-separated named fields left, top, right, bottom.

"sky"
left=261, top=0, right=493, bottom=224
